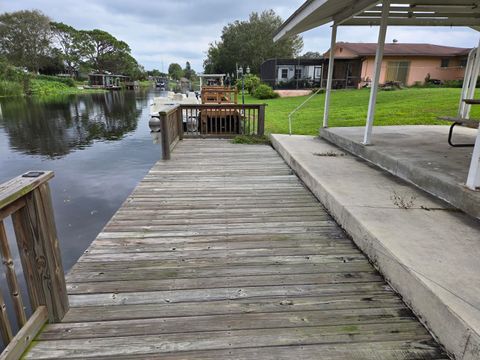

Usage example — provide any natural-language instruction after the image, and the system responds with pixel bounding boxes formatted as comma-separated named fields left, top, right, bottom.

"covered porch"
left=274, top=0, right=480, bottom=191
left=321, top=125, right=480, bottom=219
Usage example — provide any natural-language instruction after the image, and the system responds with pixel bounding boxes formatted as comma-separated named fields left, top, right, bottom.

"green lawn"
left=244, top=88, right=473, bottom=135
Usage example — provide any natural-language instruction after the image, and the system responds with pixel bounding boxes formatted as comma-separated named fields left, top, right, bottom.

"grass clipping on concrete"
left=232, top=135, right=271, bottom=145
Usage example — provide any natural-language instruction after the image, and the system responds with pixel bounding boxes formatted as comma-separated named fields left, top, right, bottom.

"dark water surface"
left=0, top=88, right=162, bottom=272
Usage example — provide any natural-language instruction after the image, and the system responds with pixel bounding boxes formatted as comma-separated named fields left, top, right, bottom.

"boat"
left=150, top=92, right=200, bottom=132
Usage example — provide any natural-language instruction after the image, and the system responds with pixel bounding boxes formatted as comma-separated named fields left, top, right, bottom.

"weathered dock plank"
left=25, top=139, right=447, bottom=359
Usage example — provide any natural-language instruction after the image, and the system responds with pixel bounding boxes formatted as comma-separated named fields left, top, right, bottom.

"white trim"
left=458, top=48, right=476, bottom=118
left=334, top=0, right=381, bottom=25
left=273, top=0, right=330, bottom=42
left=323, top=24, right=337, bottom=128
left=363, top=0, right=390, bottom=145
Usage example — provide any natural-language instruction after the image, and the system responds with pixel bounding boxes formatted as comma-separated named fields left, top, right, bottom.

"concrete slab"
left=271, top=134, right=480, bottom=360
left=320, top=125, right=480, bottom=219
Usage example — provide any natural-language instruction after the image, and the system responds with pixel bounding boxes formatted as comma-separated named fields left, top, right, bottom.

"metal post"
left=466, top=127, right=480, bottom=189
left=323, top=24, right=337, bottom=129
left=363, top=0, right=390, bottom=145
left=242, top=76, right=245, bottom=105
left=465, top=42, right=480, bottom=119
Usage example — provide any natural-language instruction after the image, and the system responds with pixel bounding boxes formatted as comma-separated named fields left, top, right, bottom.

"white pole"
left=466, top=126, right=480, bottom=189
left=362, top=0, right=390, bottom=145
left=322, top=24, right=337, bottom=129
left=458, top=48, right=475, bottom=118
left=465, top=42, right=480, bottom=119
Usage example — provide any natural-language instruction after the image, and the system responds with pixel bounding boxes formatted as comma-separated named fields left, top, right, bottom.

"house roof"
left=330, top=42, right=471, bottom=58
left=263, top=58, right=325, bottom=66
left=274, top=0, right=480, bottom=42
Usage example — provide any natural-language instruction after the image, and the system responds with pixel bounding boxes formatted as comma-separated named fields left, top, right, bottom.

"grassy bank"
left=244, top=88, right=473, bottom=135
left=0, top=80, right=24, bottom=97
left=30, top=78, right=104, bottom=96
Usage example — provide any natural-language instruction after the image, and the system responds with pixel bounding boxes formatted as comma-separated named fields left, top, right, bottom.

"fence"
left=0, top=171, right=68, bottom=359
left=201, top=86, right=238, bottom=104
left=155, top=104, right=266, bottom=160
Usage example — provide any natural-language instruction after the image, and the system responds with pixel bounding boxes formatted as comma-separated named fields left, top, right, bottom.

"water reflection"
left=0, top=91, right=145, bottom=158
left=0, top=88, right=161, bottom=272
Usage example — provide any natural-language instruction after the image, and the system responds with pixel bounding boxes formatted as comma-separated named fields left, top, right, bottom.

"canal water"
left=0, top=89, right=163, bottom=327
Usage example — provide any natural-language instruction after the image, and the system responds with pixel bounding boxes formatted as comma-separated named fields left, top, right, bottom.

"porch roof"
left=274, top=0, right=480, bottom=42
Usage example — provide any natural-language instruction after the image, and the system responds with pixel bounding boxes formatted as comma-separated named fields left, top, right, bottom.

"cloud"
left=1, top=0, right=478, bottom=71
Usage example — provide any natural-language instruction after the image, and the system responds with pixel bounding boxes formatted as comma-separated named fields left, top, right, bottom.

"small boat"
left=150, top=92, right=200, bottom=132
left=155, top=78, right=169, bottom=91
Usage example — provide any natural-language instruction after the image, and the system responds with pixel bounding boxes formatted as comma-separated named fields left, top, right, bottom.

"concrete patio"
left=321, top=125, right=480, bottom=220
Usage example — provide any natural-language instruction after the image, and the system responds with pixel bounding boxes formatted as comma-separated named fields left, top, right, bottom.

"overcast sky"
left=2, top=0, right=479, bottom=72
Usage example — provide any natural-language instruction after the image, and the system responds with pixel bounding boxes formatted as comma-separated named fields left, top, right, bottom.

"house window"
left=281, top=69, right=288, bottom=79
left=294, top=69, right=302, bottom=79
left=441, top=58, right=450, bottom=68
left=314, top=66, right=322, bottom=79
left=460, top=58, right=468, bottom=67
left=385, top=61, right=410, bottom=85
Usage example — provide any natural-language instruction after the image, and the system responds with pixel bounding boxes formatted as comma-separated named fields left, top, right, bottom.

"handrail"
left=0, top=171, right=68, bottom=359
left=288, top=88, right=324, bottom=135
left=151, top=103, right=266, bottom=160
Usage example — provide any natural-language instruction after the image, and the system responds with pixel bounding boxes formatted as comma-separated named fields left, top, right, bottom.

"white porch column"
left=322, top=24, right=337, bottom=128
left=466, top=127, right=480, bottom=189
left=465, top=43, right=480, bottom=119
left=362, top=0, right=390, bottom=145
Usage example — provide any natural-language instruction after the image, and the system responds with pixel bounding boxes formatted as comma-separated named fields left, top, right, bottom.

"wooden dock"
left=17, top=139, right=446, bottom=359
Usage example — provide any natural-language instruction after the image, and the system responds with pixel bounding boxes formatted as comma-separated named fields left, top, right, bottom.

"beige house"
left=325, top=42, right=470, bottom=87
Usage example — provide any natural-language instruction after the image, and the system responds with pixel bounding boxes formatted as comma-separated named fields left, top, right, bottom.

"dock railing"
left=201, top=86, right=238, bottom=104
left=154, top=103, right=266, bottom=160
left=0, top=171, right=68, bottom=359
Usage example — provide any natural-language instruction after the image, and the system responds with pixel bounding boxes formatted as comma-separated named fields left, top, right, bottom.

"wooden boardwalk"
left=26, top=139, right=447, bottom=359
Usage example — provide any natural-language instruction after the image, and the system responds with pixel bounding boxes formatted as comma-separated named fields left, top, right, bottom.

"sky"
left=1, top=0, right=479, bottom=72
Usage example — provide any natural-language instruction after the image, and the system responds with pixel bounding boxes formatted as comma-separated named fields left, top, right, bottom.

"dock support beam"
left=363, top=0, right=390, bottom=145
left=323, top=24, right=337, bottom=129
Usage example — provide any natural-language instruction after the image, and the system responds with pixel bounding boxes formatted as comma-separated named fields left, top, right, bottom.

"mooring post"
left=159, top=110, right=171, bottom=160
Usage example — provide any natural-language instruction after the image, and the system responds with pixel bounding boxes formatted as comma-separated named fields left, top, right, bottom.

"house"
left=88, top=73, right=128, bottom=90
left=325, top=42, right=471, bottom=88
left=260, top=58, right=324, bottom=89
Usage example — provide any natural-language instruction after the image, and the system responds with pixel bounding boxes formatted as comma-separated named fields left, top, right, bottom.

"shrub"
left=442, top=80, right=463, bottom=88
left=253, top=84, right=279, bottom=99
left=0, top=80, right=23, bottom=97
left=35, top=74, right=75, bottom=87
left=236, top=74, right=261, bottom=94
left=30, top=79, right=72, bottom=95
left=310, top=88, right=325, bottom=94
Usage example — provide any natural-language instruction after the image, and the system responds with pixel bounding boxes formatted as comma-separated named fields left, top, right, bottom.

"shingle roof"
left=334, top=42, right=471, bottom=57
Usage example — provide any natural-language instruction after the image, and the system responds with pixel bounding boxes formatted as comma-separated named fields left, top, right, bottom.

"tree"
left=168, top=63, right=183, bottom=80
left=302, top=51, right=322, bottom=59
left=79, top=29, right=131, bottom=73
left=183, top=61, right=196, bottom=80
left=50, top=22, right=82, bottom=76
left=148, top=69, right=167, bottom=77
left=0, top=10, right=53, bottom=72
left=203, top=10, right=303, bottom=75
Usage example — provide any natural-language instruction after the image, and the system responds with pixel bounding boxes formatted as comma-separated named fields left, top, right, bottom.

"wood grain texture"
left=24, top=139, right=446, bottom=359
left=0, top=306, right=47, bottom=360
left=11, top=184, right=69, bottom=323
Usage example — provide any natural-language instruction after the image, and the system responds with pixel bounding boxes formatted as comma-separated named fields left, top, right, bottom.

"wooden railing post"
left=11, top=181, right=69, bottom=323
left=0, top=221, right=27, bottom=327
left=159, top=110, right=171, bottom=160
left=177, top=106, right=184, bottom=141
left=258, top=104, right=266, bottom=136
